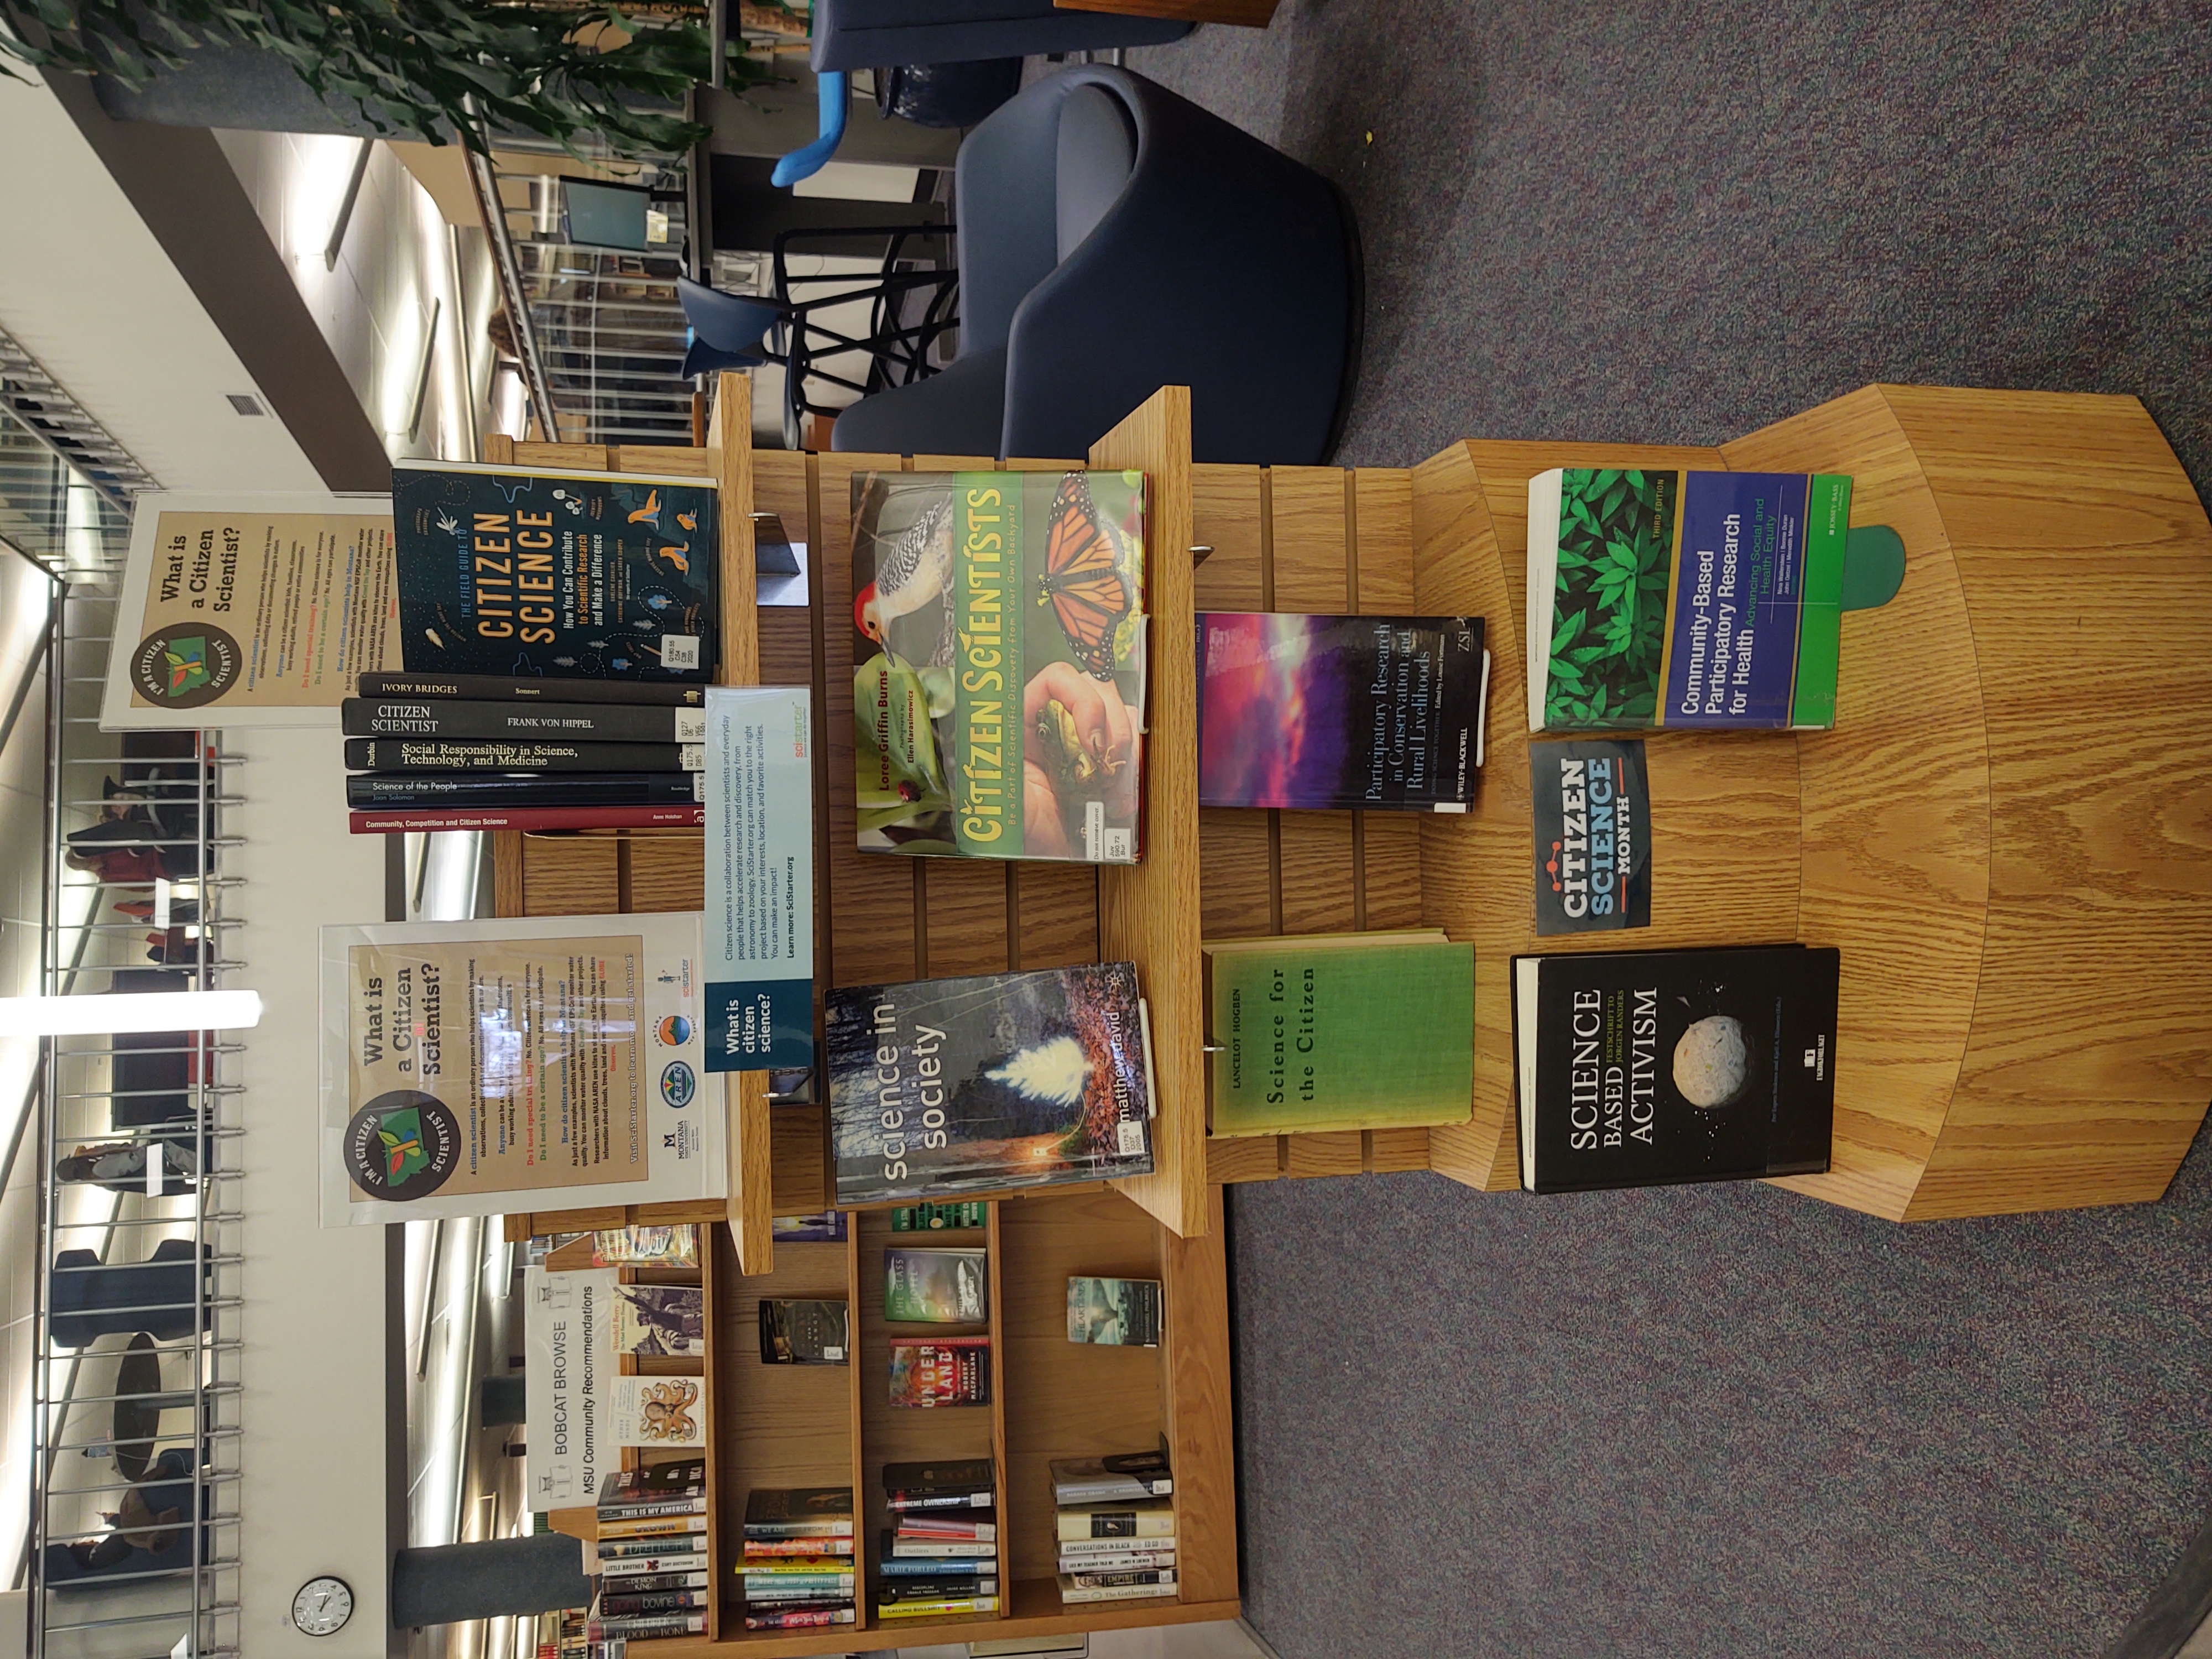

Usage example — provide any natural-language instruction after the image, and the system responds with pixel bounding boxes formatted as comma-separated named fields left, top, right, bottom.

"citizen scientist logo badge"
left=344, top=1089, right=459, bottom=1201
left=131, top=624, right=241, bottom=709
left=655, top=1014, right=693, bottom=1047
left=659, top=1061, right=697, bottom=1108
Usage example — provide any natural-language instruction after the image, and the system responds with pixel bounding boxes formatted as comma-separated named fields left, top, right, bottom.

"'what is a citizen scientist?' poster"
left=317, top=912, right=723, bottom=1226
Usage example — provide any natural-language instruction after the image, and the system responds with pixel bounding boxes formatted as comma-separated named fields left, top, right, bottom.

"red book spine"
left=349, top=805, right=706, bottom=834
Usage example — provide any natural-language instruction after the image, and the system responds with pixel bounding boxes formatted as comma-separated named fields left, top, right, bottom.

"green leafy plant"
left=0, top=0, right=773, bottom=156
left=1545, top=467, right=1674, bottom=728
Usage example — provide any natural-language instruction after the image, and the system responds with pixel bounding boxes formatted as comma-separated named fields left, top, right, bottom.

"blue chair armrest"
left=773, top=72, right=850, bottom=188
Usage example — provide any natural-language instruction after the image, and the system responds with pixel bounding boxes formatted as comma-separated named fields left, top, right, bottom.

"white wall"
left=229, top=728, right=390, bottom=1657
left=0, top=76, right=322, bottom=495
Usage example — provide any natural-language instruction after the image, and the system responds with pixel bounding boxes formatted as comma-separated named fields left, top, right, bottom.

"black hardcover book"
left=345, top=772, right=702, bottom=809
left=827, top=964, right=1155, bottom=1206
left=344, top=737, right=702, bottom=773
left=1196, top=612, right=1487, bottom=810
left=597, top=1590, right=707, bottom=1616
left=1512, top=945, right=1838, bottom=1193
left=343, top=697, right=708, bottom=744
left=597, top=1461, right=706, bottom=1513
left=392, top=463, right=717, bottom=682
left=880, top=1458, right=994, bottom=1496
left=359, top=671, right=707, bottom=706
left=757, top=1300, right=850, bottom=1365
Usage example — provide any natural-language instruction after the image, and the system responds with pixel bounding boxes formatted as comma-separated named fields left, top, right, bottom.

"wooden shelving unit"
left=494, top=379, right=1240, bottom=1653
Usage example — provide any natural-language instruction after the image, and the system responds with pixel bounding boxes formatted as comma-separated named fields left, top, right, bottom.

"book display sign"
left=1531, top=739, right=1651, bottom=934
left=702, top=685, right=815, bottom=1071
left=316, top=913, right=724, bottom=1225
left=523, top=1264, right=612, bottom=1509
left=102, top=492, right=399, bottom=729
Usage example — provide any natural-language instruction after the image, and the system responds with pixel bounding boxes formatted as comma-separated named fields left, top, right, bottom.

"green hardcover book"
left=851, top=470, right=1148, bottom=863
left=1525, top=467, right=1852, bottom=733
left=1205, top=932, right=1474, bottom=1136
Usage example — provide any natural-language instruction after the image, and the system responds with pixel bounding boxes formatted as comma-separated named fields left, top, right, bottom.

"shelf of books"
left=526, top=1182, right=1236, bottom=1653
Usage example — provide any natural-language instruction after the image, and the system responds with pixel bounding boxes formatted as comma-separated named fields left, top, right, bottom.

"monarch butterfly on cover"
left=1036, top=473, right=1132, bottom=679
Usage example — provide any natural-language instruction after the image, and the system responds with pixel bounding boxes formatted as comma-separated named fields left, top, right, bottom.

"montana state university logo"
left=344, top=1089, right=460, bottom=1202
left=131, top=624, right=241, bottom=710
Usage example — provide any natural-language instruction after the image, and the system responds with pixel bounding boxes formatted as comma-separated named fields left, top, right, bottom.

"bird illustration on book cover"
left=826, top=964, right=1153, bottom=1203
left=849, top=471, right=1147, bottom=863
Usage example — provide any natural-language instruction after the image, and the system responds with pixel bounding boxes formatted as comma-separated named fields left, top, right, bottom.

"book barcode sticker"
left=823, top=1346, right=845, bottom=1360
left=660, top=633, right=701, bottom=670
left=1117, top=1120, right=1146, bottom=1157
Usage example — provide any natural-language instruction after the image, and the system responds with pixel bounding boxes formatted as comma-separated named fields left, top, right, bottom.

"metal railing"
left=27, top=562, right=243, bottom=1659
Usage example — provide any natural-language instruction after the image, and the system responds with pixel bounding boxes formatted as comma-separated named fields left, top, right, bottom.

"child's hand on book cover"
left=1021, top=662, right=1138, bottom=855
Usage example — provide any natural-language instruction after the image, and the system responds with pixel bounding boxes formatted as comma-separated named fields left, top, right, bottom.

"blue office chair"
left=832, top=66, right=1362, bottom=466
left=675, top=277, right=779, bottom=377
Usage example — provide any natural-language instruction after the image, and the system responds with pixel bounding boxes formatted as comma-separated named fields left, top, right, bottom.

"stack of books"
left=343, top=672, right=707, bottom=834
left=740, top=1487, right=855, bottom=1632
left=1052, top=1452, right=1177, bottom=1606
left=587, top=1462, right=710, bottom=1640
left=877, top=1457, right=999, bottom=1621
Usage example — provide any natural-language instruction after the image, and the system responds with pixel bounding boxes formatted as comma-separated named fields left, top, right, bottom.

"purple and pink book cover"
left=1195, top=613, right=1486, bottom=812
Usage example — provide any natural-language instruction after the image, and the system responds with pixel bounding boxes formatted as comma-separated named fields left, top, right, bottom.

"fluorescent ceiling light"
left=0, top=989, right=263, bottom=1036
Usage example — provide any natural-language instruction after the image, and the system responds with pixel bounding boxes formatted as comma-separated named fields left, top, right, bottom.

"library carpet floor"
left=1128, top=3, right=2212, bottom=1656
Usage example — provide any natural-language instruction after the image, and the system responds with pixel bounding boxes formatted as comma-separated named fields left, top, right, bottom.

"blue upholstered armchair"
left=808, top=0, right=1190, bottom=72
left=832, top=66, right=1362, bottom=466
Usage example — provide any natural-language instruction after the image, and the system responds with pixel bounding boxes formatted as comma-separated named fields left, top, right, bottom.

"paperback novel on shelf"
left=612, top=1283, right=705, bottom=1359
left=890, top=1199, right=988, bottom=1231
left=1066, top=1277, right=1162, bottom=1346
left=597, top=1462, right=706, bottom=1514
left=771, top=1209, right=847, bottom=1242
left=851, top=469, right=1148, bottom=864
left=392, top=462, right=718, bottom=682
left=827, top=963, right=1155, bottom=1204
left=348, top=804, right=704, bottom=835
left=1512, top=945, right=1839, bottom=1192
left=744, top=1488, right=855, bottom=1538
left=1527, top=468, right=1853, bottom=732
left=1051, top=1449, right=1173, bottom=1503
left=1197, top=612, right=1486, bottom=810
left=886, top=1339, right=990, bottom=1407
left=1204, top=931, right=1473, bottom=1135
left=1057, top=1499, right=1175, bottom=1540
left=882, top=1458, right=994, bottom=1509
left=345, top=771, right=702, bottom=809
left=757, top=1299, right=849, bottom=1364
left=884, top=1247, right=988, bottom=1323
left=608, top=1376, right=705, bottom=1447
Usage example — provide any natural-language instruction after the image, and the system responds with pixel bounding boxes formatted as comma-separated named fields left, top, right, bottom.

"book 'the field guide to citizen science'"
left=851, top=469, right=1149, bottom=864
left=1204, top=931, right=1474, bottom=1136
left=102, top=492, right=399, bottom=729
left=1513, top=944, right=1839, bottom=1194
left=1526, top=468, right=1853, bottom=733
left=317, top=912, right=724, bottom=1226
left=391, top=461, right=718, bottom=683
left=826, top=964, right=1157, bottom=1206
left=1196, top=613, right=1487, bottom=810
left=524, top=1268, right=709, bottom=1509
left=702, top=685, right=816, bottom=1074
left=1530, top=738, right=1652, bottom=935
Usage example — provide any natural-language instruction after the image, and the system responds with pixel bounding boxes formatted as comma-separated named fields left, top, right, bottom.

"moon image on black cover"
left=1672, top=1014, right=1749, bottom=1108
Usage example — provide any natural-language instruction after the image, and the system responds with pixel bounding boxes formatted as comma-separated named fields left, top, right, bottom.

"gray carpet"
left=1124, top=5, right=2212, bottom=1656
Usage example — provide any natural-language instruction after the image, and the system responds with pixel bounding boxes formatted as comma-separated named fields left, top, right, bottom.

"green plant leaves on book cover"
left=1546, top=468, right=1674, bottom=729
